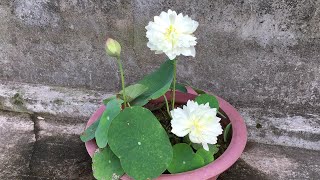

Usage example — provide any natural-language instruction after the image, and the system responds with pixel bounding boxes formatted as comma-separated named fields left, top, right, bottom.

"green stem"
left=171, top=59, right=177, bottom=110
left=218, top=111, right=226, bottom=119
left=163, top=95, right=171, bottom=118
left=116, top=56, right=127, bottom=107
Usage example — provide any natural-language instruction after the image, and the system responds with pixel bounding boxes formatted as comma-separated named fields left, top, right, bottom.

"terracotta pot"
left=85, top=88, right=247, bottom=180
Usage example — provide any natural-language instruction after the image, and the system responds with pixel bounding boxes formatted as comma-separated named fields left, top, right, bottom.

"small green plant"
left=12, top=93, right=24, bottom=105
left=53, top=98, right=64, bottom=105
left=81, top=9, right=232, bottom=180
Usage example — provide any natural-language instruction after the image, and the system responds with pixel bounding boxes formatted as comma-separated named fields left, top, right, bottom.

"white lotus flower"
left=145, top=9, right=199, bottom=60
left=170, top=100, right=223, bottom=151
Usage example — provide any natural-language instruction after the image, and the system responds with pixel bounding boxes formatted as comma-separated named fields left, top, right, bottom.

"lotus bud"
left=105, top=38, right=121, bottom=57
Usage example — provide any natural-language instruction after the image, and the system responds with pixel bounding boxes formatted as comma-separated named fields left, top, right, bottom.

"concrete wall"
left=1, top=0, right=319, bottom=116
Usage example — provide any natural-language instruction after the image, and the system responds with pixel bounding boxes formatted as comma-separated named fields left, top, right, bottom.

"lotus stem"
left=171, top=59, right=177, bottom=110
left=116, top=56, right=127, bottom=107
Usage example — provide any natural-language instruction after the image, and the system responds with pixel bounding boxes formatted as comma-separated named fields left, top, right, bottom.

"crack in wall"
left=27, top=113, right=41, bottom=178
left=30, top=114, right=41, bottom=141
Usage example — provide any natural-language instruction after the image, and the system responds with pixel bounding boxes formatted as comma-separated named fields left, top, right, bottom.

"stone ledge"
left=0, top=81, right=319, bottom=151
left=241, top=108, right=320, bottom=151
left=0, top=80, right=113, bottom=119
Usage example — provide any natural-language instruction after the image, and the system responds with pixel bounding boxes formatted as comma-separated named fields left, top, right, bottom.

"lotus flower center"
left=165, top=25, right=178, bottom=45
left=190, top=119, right=204, bottom=134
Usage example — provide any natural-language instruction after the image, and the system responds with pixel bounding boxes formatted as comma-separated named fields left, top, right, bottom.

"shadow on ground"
left=28, top=135, right=94, bottom=179
left=218, top=159, right=269, bottom=180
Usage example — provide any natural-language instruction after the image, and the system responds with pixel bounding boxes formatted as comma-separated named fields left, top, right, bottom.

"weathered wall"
left=0, top=0, right=137, bottom=90
left=1, top=0, right=319, bottom=116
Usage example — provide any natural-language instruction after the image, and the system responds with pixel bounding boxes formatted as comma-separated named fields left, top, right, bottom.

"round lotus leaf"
left=108, top=106, right=173, bottom=180
left=92, top=147, right=124, bottom=180
left=167, top=143, right=205, bottom=174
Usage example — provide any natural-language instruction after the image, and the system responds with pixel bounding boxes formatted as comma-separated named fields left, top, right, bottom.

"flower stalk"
left=116, top=56, right=127, bottom=107
left=171, top=59, right=177, bottom=110
left=163, top=95, right=171, bottom=118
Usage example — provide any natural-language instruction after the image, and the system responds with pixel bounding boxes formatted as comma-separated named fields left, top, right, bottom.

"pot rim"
left=85, top=88, right=247, bottom=180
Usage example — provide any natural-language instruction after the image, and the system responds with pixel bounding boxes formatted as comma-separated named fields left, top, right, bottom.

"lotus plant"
left=81, top=9, right=231, bottom=180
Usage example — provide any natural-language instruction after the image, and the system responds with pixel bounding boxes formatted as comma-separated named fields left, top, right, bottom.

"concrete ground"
left=0, top=111, right=93, bottom=180
left=0, top=110, right=319, bottom=180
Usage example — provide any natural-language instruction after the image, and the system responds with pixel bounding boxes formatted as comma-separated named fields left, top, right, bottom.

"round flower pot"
left=85, top=88, right=247, bottom=180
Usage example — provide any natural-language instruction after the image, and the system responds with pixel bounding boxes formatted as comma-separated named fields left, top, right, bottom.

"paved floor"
left=219, top=142, right=320, bottom=180
left=0, top=111, right=319, bottom=180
